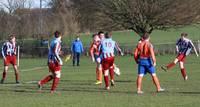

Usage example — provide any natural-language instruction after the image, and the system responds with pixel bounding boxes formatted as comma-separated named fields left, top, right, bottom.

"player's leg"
left=109, top=65, right=115, bottom=86
left=13, top=65, right=20, bottom=83
left=1, top=56, right=10, bottom=83
left=161, top=54, right=182, bottom=71
left=149, top=66, right=164, bottom=92
left=102, top=59, right=110, bottom=90
left=179, top=61, right=187, bottom=80
left=77, top=53, right=80, bottom=66
left=38, top=72, right=53, bottom=87
left=1, top=66, right=8, bottom=84
left=51, top=70, right=61, bottom=93
left=137, top=65, right=145, bottom=94
left=72, top=53, right=76, bottom=66
left=95, top=63, right=102, bottom=84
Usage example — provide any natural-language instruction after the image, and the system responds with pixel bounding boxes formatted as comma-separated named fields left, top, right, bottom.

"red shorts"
left=48, top=62, right=61, bottom=72
left=102, top=57, right=114, bottom=70
left=4, top=55, right=17, bottom=66
left=176, top=54, right=186, bottom=62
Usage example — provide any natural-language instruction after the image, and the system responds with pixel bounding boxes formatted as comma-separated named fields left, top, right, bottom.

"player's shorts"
left=94, top=54, right=103, bottom=63
left=138, top=58, right=155, bottom=75
left=102, top=57, right=114, bottom=70
left=48, top=61, right=61, bottom=72
left=4, top=55, right=17, bottom=66
left=176, top=54, right=186, bottom=62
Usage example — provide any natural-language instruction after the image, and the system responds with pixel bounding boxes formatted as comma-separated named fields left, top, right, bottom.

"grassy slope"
left=0, top=55, right=200, bottom=107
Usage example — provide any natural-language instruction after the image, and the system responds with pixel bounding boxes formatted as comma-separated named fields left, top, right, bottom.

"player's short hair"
left=98, top=31, right=104, bottom=35
left=105, top=32, right=112, bottom=38
left=181, top=32, right=188, bottom=37
left=8, top=34, right=16, bottom=40
left=92, top=33, right=98, bottom=38
left=142, top=33, right=150, bottom=40
left=54, top=31, right=61, bottom=38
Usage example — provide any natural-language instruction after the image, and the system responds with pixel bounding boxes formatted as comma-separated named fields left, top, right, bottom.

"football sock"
left=166, top=62, right=176, bottom=69
left=181, top=68, right=187, bottom=80
left=51, top=77, right=60, bottom=91
left=2, top=71, right=6, bottom=80
left=104, top=76, right=109, bottom=87
left=40, top=75, right=53, bottom=85
left=109, top=67, right=114, bottom=80
left=15, top=73, right=19, bottom=82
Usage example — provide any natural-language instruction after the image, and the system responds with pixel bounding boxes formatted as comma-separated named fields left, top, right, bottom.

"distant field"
left=63, top=25, right=200, bottom=46
left=0, top=55, right=200, bottom=107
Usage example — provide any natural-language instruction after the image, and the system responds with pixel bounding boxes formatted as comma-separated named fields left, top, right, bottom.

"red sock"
left=40, top=75, right=53, bottom=85
left=167, top=62, right=176, bottom=69
left=181, top=68, right=187, bottom=79
left=15, top=73, right=19, bottom=82
left=109, top=67, right=114, bottom=81
left=2, top=72, right=6, bottom=80
left=104, top=76, right=109, bottom=87
left=51, top=77, right=60, bottom=91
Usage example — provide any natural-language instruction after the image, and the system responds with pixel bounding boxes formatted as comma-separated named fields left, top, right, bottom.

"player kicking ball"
left=100, top=32, right=123, bottom=90
left=1, top=34, right=20, bottom=84
left=161, top=32, right=199, bottom=80
left=38, top=31, right=63, bottom=93
left=134, top=33, right=164, bottom=94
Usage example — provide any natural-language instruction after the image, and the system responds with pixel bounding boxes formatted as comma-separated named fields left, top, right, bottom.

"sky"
left=0, top=0, right=50, bottom=9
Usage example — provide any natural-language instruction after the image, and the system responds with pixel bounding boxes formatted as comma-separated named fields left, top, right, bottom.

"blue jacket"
left=71, top=40, right=84, bottom=53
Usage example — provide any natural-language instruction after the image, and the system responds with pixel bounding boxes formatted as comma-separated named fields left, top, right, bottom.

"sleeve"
left=176, top=39, right=181, bottom=46
left=54, top=43, right=62, bottom=65
left=71, top=41, right=74, bottom=53
left=1, top=43, right=6, bottom=59
left=114, top=42, right=123, bottom=55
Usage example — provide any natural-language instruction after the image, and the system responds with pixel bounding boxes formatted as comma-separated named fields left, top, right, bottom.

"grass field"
left=0, top=55, right=200, bottom=107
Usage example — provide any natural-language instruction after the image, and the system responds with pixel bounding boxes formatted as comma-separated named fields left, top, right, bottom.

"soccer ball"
left=114, top=66, right=120, bottom=76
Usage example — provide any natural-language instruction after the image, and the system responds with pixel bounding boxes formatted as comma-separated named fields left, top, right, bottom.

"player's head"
left=8, top=34, right=16, bottom=43
left=54, top=31, right=61, bottom=40
left=181, top=32, right=188, bottom=39
left=92, top=34, right=100, bottom=42
left=76, top=36, right=80, bottom=41
left=98, top=31, right=105, bottom=40
left=142, top=33, right=150, bottom=40
left=105, top=32, right=112, bottom=38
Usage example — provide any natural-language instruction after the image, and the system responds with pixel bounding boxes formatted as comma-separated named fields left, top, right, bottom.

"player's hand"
left=153, top=62, right=156, bottom=67
left=120, top=52, right=124, bottom=56
left=92, top=57, right=95, bottom=62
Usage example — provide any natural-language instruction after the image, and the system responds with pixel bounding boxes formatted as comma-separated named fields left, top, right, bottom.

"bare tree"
left=100, top=0, right=200, bottom=36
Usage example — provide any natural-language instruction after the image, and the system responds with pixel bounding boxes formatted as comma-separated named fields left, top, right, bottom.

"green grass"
left=63, top=25, right=200, bottom=46
left=0, top=55, right=200, bottom=107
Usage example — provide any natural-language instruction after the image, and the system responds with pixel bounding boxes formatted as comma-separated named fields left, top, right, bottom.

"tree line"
left=0, top=0, right=200, bottom=40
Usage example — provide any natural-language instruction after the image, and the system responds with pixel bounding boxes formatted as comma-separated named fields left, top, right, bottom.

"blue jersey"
left=71, top=40, right=84, bottom=53
left=100, top=38, right=122, bottom=58
left=176, top=38, right=193, bottom=55
left=48, top=38, right=62, bottom=65
left=1, top=41, right=16, bottom=59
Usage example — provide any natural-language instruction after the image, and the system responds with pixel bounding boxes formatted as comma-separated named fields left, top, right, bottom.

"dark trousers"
left=73, top=52, right=80, bottom=66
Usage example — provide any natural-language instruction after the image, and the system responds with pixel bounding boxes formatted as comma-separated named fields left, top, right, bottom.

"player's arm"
left=149, top=44, right=156, bottom=66
left=176, top=39, right=180, bottom=53
left=190, top=40, right=199, bottom=57
left=54, top=43, right=63, bottom=65
left=134, top=47, right=139, bottom=64
left=89, top=43, right=95, bottom=62
left=115, top=42, right=123, bottom=56
left=1, top=43, right=6, bottom=59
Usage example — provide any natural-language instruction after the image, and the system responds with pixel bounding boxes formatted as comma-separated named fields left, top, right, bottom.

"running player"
left=38, top=31, right=63, bottom=93
left=100, top=32, right=123, bottom=90
left=90, top=34, right=102, bottom=85
left=1, top=34, right=20, bottom=84
left=134, top=33, right=164, bottom=94
left=161, top=32, right=199, bottom=80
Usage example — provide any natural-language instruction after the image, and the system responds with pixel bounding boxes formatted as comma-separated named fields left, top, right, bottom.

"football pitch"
left=0, top=55, right=200, bottom=107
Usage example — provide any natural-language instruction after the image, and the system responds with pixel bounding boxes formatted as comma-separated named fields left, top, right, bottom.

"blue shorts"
left=138, top=58, right=155, bottom=75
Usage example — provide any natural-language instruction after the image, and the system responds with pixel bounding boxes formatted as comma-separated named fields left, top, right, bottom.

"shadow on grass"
left=177, top=92, right=200, bottom=95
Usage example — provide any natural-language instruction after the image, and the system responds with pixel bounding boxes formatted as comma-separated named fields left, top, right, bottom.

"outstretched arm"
left=190, top=41, right=199, bottom=57
left=115, top=42, right=123, bottom=56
